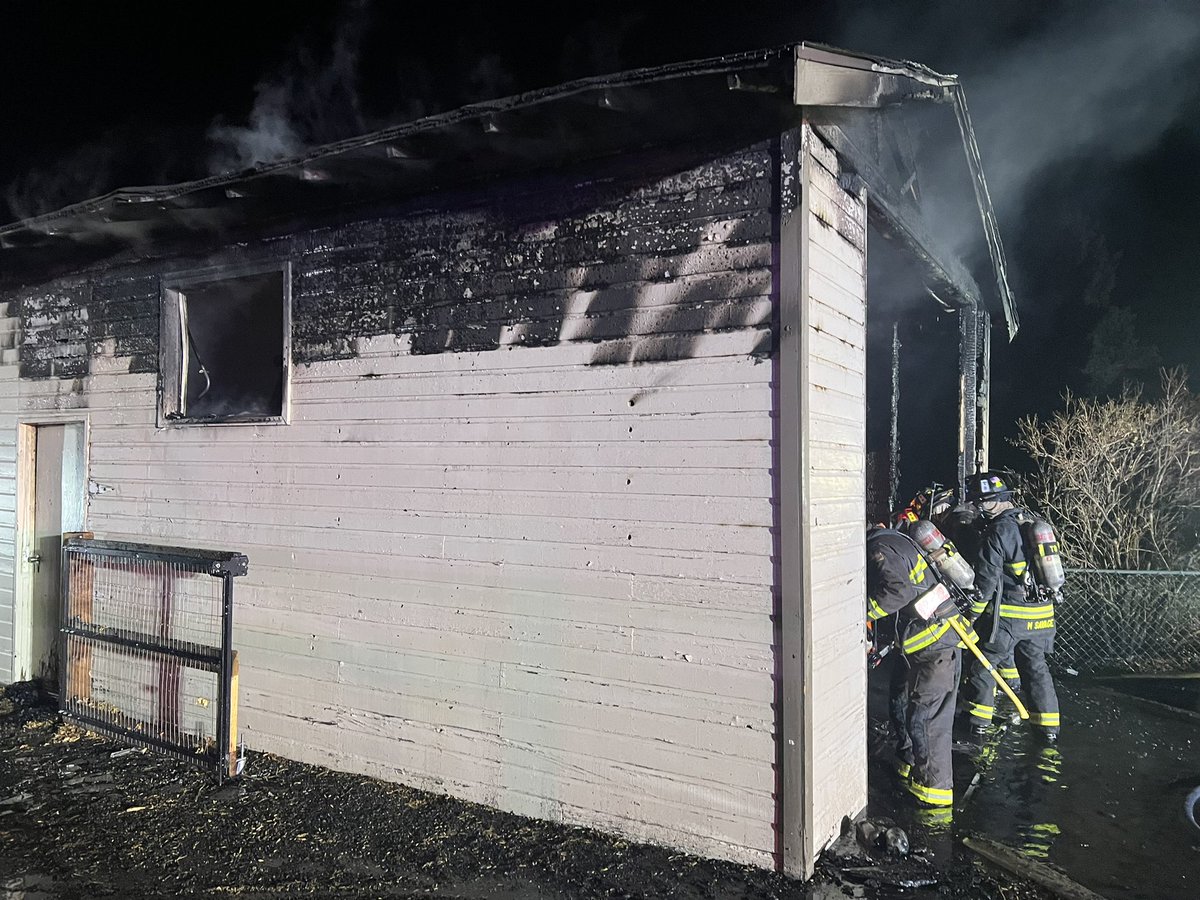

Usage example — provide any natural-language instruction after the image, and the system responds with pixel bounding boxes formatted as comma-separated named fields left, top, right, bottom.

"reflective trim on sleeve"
left=867, top=597, right=888, bottom=621
left=902, top=621, right=952, bottom=654
left=998, top=667, right=1020, bottom=681
left=1005, top=560, right=1029, bottom=577
left=955, top=618, right=980, bottom=648
left=909, top=557, right=928, bottom=584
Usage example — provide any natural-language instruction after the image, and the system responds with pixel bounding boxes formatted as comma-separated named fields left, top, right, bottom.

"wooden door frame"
left=13, top=413, right=89, bottom=682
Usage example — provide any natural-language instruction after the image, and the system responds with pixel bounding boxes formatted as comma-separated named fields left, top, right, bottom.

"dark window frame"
left=158, top=261, right=292, bottom=427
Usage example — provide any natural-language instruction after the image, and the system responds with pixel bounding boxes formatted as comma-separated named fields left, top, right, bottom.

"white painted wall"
left=0, top=149, right=781, bottom=867
left=0, top=133, right=875, bottom=872
left=0, top=303, right=17, bottom=682
left=802, top=127, right=868, bottom=859
left=81, top=337, right=775, bottom=863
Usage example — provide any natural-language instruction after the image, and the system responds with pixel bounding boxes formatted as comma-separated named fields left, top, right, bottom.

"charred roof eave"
left=0, top=43, right=1015, bottom=341
left=0, top=47, right=801, bottom=288
left=794, top=43, right=1018, bottom=340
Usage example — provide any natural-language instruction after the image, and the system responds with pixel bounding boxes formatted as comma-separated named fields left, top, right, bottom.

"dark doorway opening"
left=865, top=227, right=964, bottom=518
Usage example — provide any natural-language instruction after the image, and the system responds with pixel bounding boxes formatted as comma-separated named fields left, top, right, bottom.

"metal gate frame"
left=58, top=536, right=248, bottom=781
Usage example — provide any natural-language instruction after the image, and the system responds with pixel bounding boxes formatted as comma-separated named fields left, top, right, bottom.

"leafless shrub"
left=1017, top=369, right=1200, bottom=671
left=1017, top=368, right=1200, bottom=570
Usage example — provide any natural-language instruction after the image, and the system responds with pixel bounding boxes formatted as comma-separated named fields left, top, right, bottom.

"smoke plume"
left=836, top=0, right=1200, bottom=245
left=206, top=2, right=369, bottom=174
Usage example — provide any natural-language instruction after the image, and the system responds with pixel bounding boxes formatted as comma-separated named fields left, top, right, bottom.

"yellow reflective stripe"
left=999, top=603, right=1055, bottom=620
left=916, top=806, right=954, bottom=825
left=955, top=619, right=980, bottom=648
left=907, top=780, right=953, bottom=806
left=968, top=702, right=994, bottom=721
left=867, top=597, right=888, bottom=620
left=896, top=761, right=911, bottom=779
left=1005, top=561, right=1028, bottom=576
left=970, top=599, right=988, bottom=616
left=1031, top=712, right=1061, bottom=727
left=999, top=667, right=1020, bottom=680
left=903, top=621, right=951, bottom=654
left=909, top=557, right=928, bottom=584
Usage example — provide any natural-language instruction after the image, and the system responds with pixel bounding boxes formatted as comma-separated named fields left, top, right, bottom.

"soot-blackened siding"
left=11, top=138, right=775, bottom=381
left=15, top=276, right=158, bottom=380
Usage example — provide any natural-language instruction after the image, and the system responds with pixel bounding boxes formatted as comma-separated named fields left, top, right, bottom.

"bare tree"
left=1016, top=369, right=1200, bottom=670
left=1017, top=368, right=1200, bottom=570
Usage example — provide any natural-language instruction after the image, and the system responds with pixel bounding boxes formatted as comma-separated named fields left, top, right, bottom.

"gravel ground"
left=1, top=682, right=1052, bottom=900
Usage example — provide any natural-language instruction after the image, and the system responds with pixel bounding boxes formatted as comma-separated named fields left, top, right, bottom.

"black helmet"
left=909, top=484, right=956, bottom=519
left=966, top=471, right=1014, bottom=503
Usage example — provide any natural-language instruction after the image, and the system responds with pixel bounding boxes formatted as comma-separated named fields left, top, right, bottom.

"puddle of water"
left=959, top=683, right=1200, bottom=900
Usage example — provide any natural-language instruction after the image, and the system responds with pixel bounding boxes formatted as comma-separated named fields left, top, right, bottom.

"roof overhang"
left=0, top=43, right=1016, bottom=338
left=793, top=45, right=1017, bottom=338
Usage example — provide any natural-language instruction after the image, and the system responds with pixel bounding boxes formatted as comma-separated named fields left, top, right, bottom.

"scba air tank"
left=1022, top=519, right=1066, bottom=591
left=907, top=519, right=976, bottom=590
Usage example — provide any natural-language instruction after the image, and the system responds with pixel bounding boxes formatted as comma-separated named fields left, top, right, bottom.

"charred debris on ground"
left=0, top=682, right=1051, bottom=900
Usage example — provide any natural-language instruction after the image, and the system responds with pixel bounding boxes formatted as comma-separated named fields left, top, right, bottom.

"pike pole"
left=946, top=616, right=1029, bottom=720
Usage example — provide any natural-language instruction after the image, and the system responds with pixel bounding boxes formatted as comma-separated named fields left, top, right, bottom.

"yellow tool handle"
left=946, top=616, right=1030, bottom=720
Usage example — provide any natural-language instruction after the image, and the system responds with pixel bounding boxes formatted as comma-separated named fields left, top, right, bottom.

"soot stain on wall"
left=11, top=137, right=780, bottom=382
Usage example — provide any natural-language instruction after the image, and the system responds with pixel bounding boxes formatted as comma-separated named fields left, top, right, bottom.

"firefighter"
left=938, top=495, right=1023, bottom=698
left=867, top=520, right=977, bottom=809
left=961, top=472, right=1061, bottom=742
left=882, top=486, right=961, bottom=750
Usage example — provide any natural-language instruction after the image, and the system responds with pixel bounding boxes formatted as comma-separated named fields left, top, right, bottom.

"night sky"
left=3, top=0, right=1198, bottom=485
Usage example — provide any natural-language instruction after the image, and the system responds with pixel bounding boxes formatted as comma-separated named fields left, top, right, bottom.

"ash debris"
left=1, top=680, right=1050, bottom=900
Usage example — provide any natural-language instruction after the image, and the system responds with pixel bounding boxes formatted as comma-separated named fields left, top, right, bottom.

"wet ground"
left=0, top=681, right=1051, bottom=900
left=956, top=677, right=1200, bottom=900
left=867, top=666, right=1200, bottom=900
left=1094, top=675, right=1200, bottom=715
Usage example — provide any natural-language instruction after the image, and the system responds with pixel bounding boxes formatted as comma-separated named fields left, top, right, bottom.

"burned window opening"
left=161, top=267, right=290, bottom=425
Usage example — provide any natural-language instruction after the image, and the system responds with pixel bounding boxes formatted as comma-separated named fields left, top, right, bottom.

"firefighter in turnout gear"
left=937, top=498, right=1023, bottom=698
left=961, top=472, right=1062, bottom=742
left=881, top=486, right=962, bottom=754
left=867, top=521, right=978, bottom=809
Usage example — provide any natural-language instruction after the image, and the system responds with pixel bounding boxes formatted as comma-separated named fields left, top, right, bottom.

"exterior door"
left=20, top=422, right=86, bottom=688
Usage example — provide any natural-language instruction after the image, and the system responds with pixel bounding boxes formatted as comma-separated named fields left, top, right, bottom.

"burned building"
left=0, top=45, right=1014, bottom=876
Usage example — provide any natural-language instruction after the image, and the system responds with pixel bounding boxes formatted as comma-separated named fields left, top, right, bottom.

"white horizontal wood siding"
left=0, top=145, right=780, bottom=868
left=801, top=125, right=868, bottom=861
left=0, top=301, right=17, bottom=682
left=89, top=346, right=775, bottom=863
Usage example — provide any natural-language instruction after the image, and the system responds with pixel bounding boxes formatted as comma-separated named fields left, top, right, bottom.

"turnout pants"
left=888, top=652, right=910, bottom=772
left=997, top=649, right=1021, bottom=695
left=964, top=619, right=1060, bottom=733
left=899, top=645, right=959, bottom=807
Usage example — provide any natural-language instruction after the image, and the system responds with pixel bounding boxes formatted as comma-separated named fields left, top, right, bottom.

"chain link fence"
left=1053, top=568, right=1200, bottom=674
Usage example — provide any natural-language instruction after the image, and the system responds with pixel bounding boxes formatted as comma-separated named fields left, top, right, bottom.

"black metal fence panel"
left=1054, top=568, right=1200, bottom=674
left=58, top=538, right=247, bottom=780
